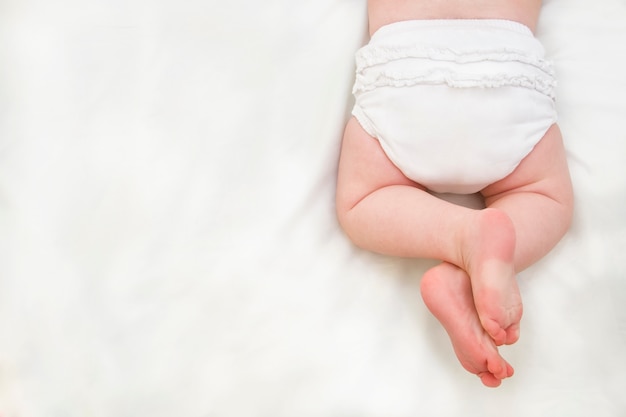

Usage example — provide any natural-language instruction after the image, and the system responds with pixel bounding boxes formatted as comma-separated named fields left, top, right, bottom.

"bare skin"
left=336, top=0, right=574, bottom=386
left=421, top=262, right=515, bottom=388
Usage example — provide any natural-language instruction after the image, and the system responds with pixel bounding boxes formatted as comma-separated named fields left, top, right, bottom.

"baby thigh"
left=335, top=117, right=423, bottom=248
left=481, top=124, right=574, bottom=271
left=336, top=117, right=425, bottom=211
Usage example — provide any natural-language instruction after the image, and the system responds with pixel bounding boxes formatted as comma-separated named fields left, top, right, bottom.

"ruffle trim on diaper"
left=355, top=46, right=555, bottom=77
left=353, top=69, right=557, bottom=99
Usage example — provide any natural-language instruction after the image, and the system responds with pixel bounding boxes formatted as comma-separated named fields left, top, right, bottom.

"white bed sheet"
left=1, top=0, right=625, bottom=415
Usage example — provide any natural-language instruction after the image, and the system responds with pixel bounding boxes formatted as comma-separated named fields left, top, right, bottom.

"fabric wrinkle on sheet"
left=351, top=19, right=558, bottom=194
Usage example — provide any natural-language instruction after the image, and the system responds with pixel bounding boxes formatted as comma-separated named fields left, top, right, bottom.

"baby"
left=336, top=0, right=574, bottom=387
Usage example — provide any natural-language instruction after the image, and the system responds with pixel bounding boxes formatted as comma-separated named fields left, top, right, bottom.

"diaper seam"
left=351, top=105, right=377, bottom=139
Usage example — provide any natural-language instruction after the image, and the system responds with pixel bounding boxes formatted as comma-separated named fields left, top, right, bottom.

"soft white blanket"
left=1, top=0, right=625, bottom=415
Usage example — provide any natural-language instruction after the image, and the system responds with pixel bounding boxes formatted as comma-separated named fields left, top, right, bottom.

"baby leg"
left=474, top=124, right=574, bottom=344
left=336, top=118, right=520, bottom=380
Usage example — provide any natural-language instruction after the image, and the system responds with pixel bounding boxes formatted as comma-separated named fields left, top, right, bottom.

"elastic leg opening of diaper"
left=351, top=105, right=377, bottom=138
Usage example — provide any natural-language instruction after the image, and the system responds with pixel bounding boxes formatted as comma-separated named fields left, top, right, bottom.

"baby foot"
left=420, top=262, right=514, bottom=387
left=464, top=208, right=523, bottom=346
